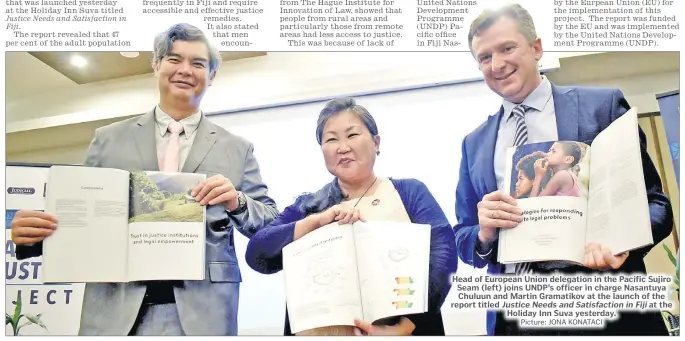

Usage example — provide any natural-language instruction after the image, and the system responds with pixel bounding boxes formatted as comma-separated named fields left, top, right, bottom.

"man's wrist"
left=477, top=229, right=496, bottom=245
left=476, top=230, right=497, bottom=259
left=227, top=191, right=247, bottom=215
left=475, top=241, right=493, bottom=258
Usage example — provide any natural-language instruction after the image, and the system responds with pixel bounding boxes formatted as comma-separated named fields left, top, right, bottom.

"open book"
left=282, top=221, right=431, bottom=334
left=42, top=166, right=206, bottom=283
left=497, top=108, right=653, bottom=265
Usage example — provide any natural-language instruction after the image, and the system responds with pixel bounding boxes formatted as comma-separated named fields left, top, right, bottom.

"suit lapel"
left=552, top=84, right=580, bottom=142
left=133, top=109, right=160, bottom=171
left=480, top=109, right=503, bottom=195
left=182, top=114, right=217, bottom=173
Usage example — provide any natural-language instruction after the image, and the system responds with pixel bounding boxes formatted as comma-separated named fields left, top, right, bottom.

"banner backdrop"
left=656, top=90, right=680, bottom=187
left=5, top=164, right=85, bottom=336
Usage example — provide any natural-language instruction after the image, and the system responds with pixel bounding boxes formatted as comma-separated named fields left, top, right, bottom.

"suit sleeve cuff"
left=475, top=239, right=495, bottom=260
left=16, top=242, right=43, bottom=260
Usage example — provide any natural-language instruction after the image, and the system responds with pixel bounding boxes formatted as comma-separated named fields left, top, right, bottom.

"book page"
left=586, top=108, right=653, bottom=254
left=42, top=166, right=130, bottom=283
left=282, top=222, right=363, bottom=334
left=498, top=197, right=587, bottom=265
left=353, top=221, right=430, bottom=323
left=127, top=171, right=206, bottom=281
left=498, top=142, right=590, bottom=265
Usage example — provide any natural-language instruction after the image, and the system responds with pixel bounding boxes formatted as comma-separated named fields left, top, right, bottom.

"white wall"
left=565, top=71, right=679, bottom=114
left=7, top=0, right=573, bottom=131
left=5, top=50, right=566, bottom=164
left=9, top=67, right=678, bottom=165
left=8, top=145, right=86, bottom=165
left=6, top=52, right=567, bottom=133
left=8, top=51, right=674, bottom=138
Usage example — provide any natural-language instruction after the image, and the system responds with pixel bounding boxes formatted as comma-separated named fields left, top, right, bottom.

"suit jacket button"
left=249, top=227, right=257, bottom=233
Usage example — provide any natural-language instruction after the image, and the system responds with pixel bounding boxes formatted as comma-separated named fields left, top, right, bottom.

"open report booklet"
left=497, top=108, right=653, bottom=265
left=42, top=166, right=206, bottom=283
left=282, top=221, right=431, bottom=334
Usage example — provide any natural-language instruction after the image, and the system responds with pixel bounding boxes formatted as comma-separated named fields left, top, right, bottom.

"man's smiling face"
left=471, top=15, right=543, bottom=103
left=155, top=39, right=215, bottom=106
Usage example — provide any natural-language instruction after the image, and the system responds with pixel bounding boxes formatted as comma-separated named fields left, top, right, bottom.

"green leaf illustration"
left=8, top=292, right=24, bottom=335
left=24, top=313, right=48, bottom=332
left=663, top=244, right=677, bottom=267
left=661, top=244, right=680, bottom=297
left=12, top=292, right=22, bottom=326
left=16, top=321, right=31, bottom=335
left=7, top=292, right=50, bottom=335
left=673, top=267, right=680, bottom=287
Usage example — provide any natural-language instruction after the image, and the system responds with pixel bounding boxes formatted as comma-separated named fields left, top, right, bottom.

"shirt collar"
left=154, top=105, right=202, bottom=138
left=502, top=75, right=553, bottom=121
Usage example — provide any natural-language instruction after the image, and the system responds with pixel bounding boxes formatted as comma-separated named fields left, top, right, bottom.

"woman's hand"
left=353, top=317, right=415, bottom=336
left=295, top=205, right=365, bottom=240
left=315, top=205, right=365, bottom=227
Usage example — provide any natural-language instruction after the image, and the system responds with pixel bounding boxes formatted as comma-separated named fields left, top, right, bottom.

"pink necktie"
left=160, top=121, right=184, bottom=172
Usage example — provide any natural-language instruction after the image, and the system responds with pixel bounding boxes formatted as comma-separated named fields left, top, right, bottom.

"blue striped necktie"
left=512, top=104, right=528, bottom=147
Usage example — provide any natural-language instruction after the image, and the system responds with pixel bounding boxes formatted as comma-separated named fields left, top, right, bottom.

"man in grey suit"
left=10, top=23, right=279, bottom=336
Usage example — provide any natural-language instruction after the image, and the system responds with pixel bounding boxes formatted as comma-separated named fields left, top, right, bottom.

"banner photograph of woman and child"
left=509, top=141, right=591, bottom=201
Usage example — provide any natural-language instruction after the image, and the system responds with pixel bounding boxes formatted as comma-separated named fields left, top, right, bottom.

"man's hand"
left=11, top=211, right=58, bottom=245
left=353, top=317, right=414, bottom=336
left=191, top=175, right=239, bottom=211
left=584, top=242, right=628, bottom=270
left=477, top=191, right=523, bottom=243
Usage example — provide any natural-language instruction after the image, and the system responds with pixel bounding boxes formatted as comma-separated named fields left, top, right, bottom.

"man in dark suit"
left=453, top=3, right=673, bottom=336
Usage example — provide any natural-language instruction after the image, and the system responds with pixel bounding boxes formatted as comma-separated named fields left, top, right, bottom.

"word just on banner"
left=448, top=273, right=675, bottom=328
left=6, top=240, right=75, bottom=306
